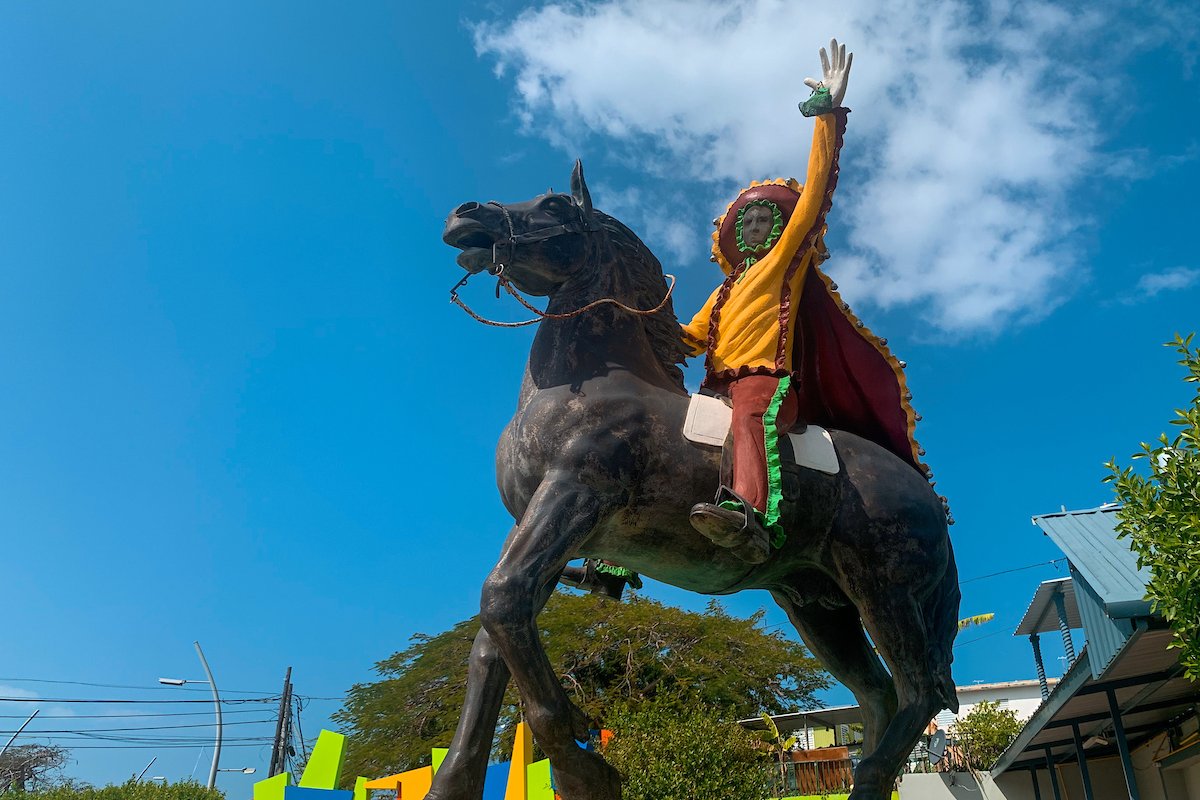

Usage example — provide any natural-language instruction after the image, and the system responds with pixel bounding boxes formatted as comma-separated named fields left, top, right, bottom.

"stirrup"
left=559, top=559, right=629, bottom=600
left=714, top=485, right=755, bottom=514
left=690, top=487, right=771, bottom=564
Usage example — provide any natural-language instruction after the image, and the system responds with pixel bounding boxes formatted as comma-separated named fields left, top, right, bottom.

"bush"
left=18, top=779, right=223, bottom=800
left=949, top=701, right=1022, bottom=770
left=602, top=704, right=768, bottom=800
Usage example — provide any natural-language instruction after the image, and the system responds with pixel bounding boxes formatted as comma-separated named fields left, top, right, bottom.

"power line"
left=0, top=678, right=277, bottom=696
left=2, top=719, right=276, bottom=734
left=0, top=697, right=276, bottom=705
left=0, top=708, right=274, bottom=719
left=954, top=624, right=1019, bottom=648
left=958, top=558, right=1065, bottom=585
left=26, top=742, right=275, bottom=750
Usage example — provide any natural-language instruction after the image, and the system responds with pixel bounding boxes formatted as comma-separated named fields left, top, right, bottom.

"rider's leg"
left=728, top=374, right=798, bottom=514
left=690, top=374, right=797, bottom=562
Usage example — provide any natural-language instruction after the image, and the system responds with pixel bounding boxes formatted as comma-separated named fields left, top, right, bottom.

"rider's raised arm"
left=768, top=39, right=852, bottom=269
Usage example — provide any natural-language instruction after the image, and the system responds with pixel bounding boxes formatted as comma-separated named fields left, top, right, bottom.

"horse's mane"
left=594, top=210, right=688, bottom=391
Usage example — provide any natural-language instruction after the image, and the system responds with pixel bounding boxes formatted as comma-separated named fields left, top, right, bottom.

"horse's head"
left=443, top=160, right=602, bottom=296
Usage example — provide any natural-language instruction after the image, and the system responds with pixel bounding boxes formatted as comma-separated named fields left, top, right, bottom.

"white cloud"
left=1135, top=266, right=1200, bottom=298
left=0, top=684, right=77, bottom=721
left=0, top=684, right=39, bottom=700
left=474, top=0, right=1194, bottom=333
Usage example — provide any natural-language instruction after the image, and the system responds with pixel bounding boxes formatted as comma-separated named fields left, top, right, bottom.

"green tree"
left=949, top=701, right=1022, bottom=770
left=335, top=591, right=828, bottom=779
left=1105, top=334, right=1200, bottom=682
left=602, top=704, right=768, bottom=800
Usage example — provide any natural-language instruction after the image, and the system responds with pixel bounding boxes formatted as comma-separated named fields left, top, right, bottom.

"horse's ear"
left=571, top=159, right=593, bottom=217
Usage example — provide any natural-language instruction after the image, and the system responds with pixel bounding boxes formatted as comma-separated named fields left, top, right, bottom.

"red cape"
left=791, top=266, right=929, bottom=477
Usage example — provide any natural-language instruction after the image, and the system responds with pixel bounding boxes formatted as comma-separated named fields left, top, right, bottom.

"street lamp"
left=218, top=768, right=256, bottom=774
left=159, top=641, right=222, bottom=790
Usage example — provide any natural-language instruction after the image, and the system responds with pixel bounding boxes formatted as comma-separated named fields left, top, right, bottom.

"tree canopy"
left=0, top=743, right=68, bottom=792
left=335, top=590, right=828, bottom=778
left=1105, top=334, right=1200, bottom=682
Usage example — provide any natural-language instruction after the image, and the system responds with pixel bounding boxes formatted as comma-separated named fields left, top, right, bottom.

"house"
left=985, top=505, right=1200, bottom=800
left=751, top=504, right=1199, bottom=800
left=932, top=679, right=1059, bottom=732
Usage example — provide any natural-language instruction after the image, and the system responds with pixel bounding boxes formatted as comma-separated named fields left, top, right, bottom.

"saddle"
left=682, top=392, right=840, bottom=475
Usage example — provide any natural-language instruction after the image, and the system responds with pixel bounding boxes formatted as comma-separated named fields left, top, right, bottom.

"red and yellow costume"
left=683, top=108, right=927, bottom=539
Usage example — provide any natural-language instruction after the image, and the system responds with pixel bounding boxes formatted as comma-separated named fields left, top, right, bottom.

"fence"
left=769, top=747, right=856, bottom=796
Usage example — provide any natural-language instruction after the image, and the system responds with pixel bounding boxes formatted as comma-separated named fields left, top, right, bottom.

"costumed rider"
left=683, top=39, right=858, bottom=564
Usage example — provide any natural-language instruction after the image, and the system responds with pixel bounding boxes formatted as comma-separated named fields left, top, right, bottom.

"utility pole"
left=269, top=667, right=293, bottom=776
left=136, top=757, right=157, bottom=782
left=0, top=710, right=38, bottom=759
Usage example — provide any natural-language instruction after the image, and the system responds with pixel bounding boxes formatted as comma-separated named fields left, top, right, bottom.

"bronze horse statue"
left=434, top=162, right=960, bottom=800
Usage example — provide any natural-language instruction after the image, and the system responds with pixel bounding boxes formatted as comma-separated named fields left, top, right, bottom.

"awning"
left=739, top=704, right=863, bottom=735
left=1015, top=577, right=1081, bottom=636
left=992, top=623, right=1199, bottom=775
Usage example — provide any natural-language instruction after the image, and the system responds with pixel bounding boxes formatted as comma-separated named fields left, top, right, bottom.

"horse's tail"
left=925, top=545, right=961, bottom=713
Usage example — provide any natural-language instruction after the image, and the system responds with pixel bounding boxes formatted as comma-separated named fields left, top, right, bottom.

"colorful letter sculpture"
left=254, top=731, right=358, bottom=800
left=255, top=723, right=559, bottom=800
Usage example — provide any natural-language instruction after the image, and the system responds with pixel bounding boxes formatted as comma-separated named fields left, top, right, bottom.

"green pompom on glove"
left=799, top=86, right=833, bottom=117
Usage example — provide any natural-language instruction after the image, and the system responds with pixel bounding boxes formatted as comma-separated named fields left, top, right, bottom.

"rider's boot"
left=689, top=487, right=772, bottom=565
left=559, top=559, right=632, bottom=600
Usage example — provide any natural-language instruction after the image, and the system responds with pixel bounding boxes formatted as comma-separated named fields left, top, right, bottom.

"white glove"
left=803, top=38, right=853, bottom=107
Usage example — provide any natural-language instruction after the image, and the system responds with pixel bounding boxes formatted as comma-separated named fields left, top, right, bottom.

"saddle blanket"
left=682, top=392, right=840, bottom=475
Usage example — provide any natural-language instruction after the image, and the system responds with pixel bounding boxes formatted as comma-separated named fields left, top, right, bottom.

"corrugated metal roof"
left=1015, top=578, right=1082, bottom=636
left=1031, top=505, right=1150, bottom=610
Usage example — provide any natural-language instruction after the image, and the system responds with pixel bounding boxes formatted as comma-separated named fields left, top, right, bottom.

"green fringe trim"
left=735, top=200, right=784, bottom=254
left=595, top=563, right=633, bottom=579
left=762, top=376, right=791, bottom=548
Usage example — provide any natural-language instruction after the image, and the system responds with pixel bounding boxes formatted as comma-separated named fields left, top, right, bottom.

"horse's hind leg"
left=770, top=588, right=897, bottom=753
left=849, top=589, right=949, bottom=800
left=479, top=478, right=622, bottom=800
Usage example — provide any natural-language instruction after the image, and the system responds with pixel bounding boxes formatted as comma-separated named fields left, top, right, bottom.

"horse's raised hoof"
left=553, top=748, right=623, bottom=800
left=689, top=503, right=770, bottom=564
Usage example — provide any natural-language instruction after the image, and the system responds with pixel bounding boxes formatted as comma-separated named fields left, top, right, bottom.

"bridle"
left=449, top=200, right=675, bottom=328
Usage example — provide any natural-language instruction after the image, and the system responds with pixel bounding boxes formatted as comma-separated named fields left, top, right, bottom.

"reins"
left=450, top=271, right=677, bottom=328
left=448, top=200, right=676, bottom=328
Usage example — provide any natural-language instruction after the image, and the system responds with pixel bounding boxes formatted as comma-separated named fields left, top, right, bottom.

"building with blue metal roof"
left=987, top=505, right=1199, bottom=800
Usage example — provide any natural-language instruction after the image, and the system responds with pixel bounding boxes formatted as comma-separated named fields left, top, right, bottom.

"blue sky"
left=2, top=0, right=1197, bottom=789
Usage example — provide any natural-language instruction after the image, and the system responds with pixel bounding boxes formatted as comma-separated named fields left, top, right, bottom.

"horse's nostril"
left=455, top=201, right=481, bottom=216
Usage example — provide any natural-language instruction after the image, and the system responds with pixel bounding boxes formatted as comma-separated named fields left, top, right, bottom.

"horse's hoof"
left=553, top=749, right=622, bottom=800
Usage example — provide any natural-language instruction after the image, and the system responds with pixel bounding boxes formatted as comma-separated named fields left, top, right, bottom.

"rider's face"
left=742, top=205, right=774, bottom=248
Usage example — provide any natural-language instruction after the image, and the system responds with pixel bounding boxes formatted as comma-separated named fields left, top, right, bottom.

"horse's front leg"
left=423, top=627, right=510, bottom=800
left=480, top=472, right=623, bottom=800
left=427, top=551, right=565, bottom=800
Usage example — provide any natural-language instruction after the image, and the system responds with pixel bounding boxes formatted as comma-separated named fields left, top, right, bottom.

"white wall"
left=899, top=772, right=1012, bottom=800
left=933, top=682, right=1051, bottom=732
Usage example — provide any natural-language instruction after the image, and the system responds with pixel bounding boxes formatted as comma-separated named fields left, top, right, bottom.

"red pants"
left=728, top=375, right=799, bottom=514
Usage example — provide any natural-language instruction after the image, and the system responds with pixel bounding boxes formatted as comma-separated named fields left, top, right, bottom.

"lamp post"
left=159, top=641, right=222, bottom=790
left=218, top=768, right=257, bottom=774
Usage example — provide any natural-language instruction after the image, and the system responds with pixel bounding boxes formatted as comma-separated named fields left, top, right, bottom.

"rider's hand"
left=803, top=38, right=853, bottom=107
